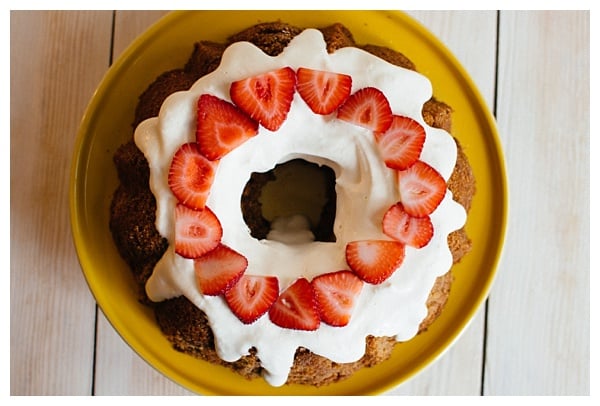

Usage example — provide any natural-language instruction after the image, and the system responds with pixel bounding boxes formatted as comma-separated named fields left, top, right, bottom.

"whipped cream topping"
left=134, top=29, right=467, bottom=386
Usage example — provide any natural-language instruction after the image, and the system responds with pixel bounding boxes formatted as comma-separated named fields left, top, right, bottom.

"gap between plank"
left=480, top=9, right=502, bottom=397
left=91, top=9, right=117, bottom=396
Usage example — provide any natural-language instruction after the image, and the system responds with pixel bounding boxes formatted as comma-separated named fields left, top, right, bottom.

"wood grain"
left=485, top=11, right=589, bottom=395
left=10, top=10, right=113, bottom=395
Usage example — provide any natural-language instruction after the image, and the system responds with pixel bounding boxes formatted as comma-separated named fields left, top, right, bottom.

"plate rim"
left=69, top=10, right=508, bottom=395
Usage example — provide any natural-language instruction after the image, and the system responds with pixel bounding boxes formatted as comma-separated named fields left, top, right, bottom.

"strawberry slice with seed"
left=337, top=87, right=393, bottom=132
left=196, top=94, right=259, bottom=161
left=398, top=160, right=447, bottom=218
left=194, top=244, right=247, bottom=296
left=383, top=203, right=434, bottom=248
left=375, top=115, right=426, bottom=170
left=296, top=67, right=352, bottom=115
left=168, top=142, right=218, bottom=211
left=230, top=67, right=296, bottom=131
left=269, top=278, right=320, bottom=331
left=225, top=275, right=279, bottom=324
left=174, top=204, right=222, bottom=259
left=345, top=240, right=405, bottom=284
left=312, top=270, right=364, bottom=327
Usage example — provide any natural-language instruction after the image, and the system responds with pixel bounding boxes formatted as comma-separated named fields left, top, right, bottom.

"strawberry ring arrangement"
left=167, top=67, right=449, bottom=326
left=115, top=26, right=471, bottom=387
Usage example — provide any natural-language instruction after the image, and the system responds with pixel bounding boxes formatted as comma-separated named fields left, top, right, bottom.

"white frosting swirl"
left=134, top=29, right=466, bottom=386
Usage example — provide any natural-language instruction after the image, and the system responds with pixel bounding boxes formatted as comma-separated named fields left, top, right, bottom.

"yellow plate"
left=70, top=10, right=508, bottom=395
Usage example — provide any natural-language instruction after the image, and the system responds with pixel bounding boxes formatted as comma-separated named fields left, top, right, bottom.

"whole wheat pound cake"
left=110, top=21, right=475, bottom=387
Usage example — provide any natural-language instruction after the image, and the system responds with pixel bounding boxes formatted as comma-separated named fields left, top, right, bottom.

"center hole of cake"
left=241, top=159, right=337, bottom=243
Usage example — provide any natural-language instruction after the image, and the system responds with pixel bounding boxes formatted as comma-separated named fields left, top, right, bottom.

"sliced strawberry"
left=375, top=115, right=426, bottom=170
left=345, top=240, right=405, bottom=284
left=194, top=244, right=247, bottom=296
left=397, top=160, right=447, bottom=218
left=174, top=204, right=222, bottom=259
left=225, top=275, right=279, bottom=324
left=168, top=142, right=218, bottom=210
left=269, top=278, right=320, bottom=331
left=295, top=67, right=352, bottom=115
left=230, top=67, right=296, bottom=131
left=196, top=94, right=259, bottom=161
left=312, top=270, right=363, bottom=327
left=383, top=203, right=434, bottom=248
left=336, top=87, right=393, bottom=132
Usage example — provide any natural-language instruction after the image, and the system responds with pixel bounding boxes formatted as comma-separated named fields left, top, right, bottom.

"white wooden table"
left=10, top=10, right=590, bottom=395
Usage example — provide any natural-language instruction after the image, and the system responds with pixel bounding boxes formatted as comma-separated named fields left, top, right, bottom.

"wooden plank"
left=112, top=10, right=169, bottom=57
left=91, top=10, right=192, bottom=396
left=95, top=312, right=192, bottom=395
left=388, top=11, right=498, bottom=395
left=485, top=11, right=589, bottom=395
left=9, top=10, right=113, bottom=395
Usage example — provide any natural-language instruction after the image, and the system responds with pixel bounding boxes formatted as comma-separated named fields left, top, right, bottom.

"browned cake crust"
left=133, top=70, right=197, bottom=129
left=109, top=21, right=475, bottom=387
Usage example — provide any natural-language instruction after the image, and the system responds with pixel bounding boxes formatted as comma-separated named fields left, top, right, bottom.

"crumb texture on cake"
left=109, top=21, right=475, bottom=387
